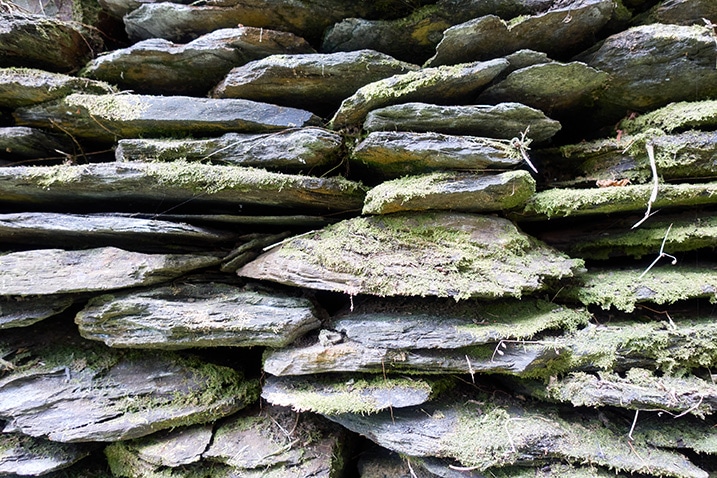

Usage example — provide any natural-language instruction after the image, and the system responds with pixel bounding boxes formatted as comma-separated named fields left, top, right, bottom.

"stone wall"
left=1, top=0, right=717, bottom=476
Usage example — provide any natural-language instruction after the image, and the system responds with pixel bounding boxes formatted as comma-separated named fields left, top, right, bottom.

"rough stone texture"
left=0, top=295, right=74, bottom=329
left=115, top=127, right=343, bottom=172
left=618, top=100, right=717, bottom=135
left=363, top=102, right=561, bottom=143
left=636, top=0, right=717, bottom=26
left=0, top=126, right=72, bottom=162
left=0, top=435, right=95, bottom=476
left=362, top=170, right=536, bottom=215
left=80, top=27, right=315, bottom=96
left=212, top=50, right=418, bottom=116
left=76, top=282, right=321, bottom=349
left=13, top=93, right=322, bottom=142
left=329, top=58, right=509, bottom=129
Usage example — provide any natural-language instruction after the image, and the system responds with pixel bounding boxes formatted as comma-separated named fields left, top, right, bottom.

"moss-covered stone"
left=619, top=100, right=717, bottom=135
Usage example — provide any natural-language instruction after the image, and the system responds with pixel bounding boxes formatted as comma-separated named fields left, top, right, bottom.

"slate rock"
left=0, top=67, right=116, bottom=109
left=13, top=93, right=321, bottom=142
left=0, top=434, right=95, bottom=476
left=0, top=14, right=103, bottom=72
left=115, top=127, right=343, bottom=172
left=362, top=170, right=536, bottom=215
left=212, top=50, right=418, bottom=116
left=0, top=295, right=74, bottom=329
left=351, top=131, right=524, bottom=180
left=618, top=100, right=717, bottom=135
left=80, top=27, right=315, bottom=96
left=75, top=282, right=321, bottom=349
left=239, top=213, right=581, bottom=300
left=0, top=247, right=217, bottom=296
left=329, top=59, right=509, bottom=129
left=98, top=0, right=193, bottom=18
left=636, top=0, right=717, bottom=26
left=0, top=127, right=72, bottom=162
left=363, top=102, right=561, bottom=143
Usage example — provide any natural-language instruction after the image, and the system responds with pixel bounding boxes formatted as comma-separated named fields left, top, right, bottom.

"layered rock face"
left=1, top=0, right=717, bottom=476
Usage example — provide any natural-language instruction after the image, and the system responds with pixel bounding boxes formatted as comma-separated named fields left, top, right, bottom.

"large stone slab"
left=212, top=50, right=418, bottom=116
left=329, top=59, right=508, bottom=129
left=0, top=434, right=95, bottom=476
left=0, top=127, right=72, bottom=163
left=76, top=282, right=321, bottom=349
left=362, top=170, right=535, bottom=215
left=0, top=247, right=217, bottom=296
left=618, top=100, right=717, bottom=135
left=13, top=93, right=321, bottom=142
left=363, top=102, right=561, bottom=143
left=636, top=0, right=717, bottom=26
left=238, top=212, right=582, bottom=300
left=0, top=295, right=74, bottom=329
left=80, top=27, right=315, bottom=96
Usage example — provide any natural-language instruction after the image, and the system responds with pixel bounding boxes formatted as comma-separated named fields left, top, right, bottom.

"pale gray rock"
left=212, top=50, right=418, bottom=116
left=0, top=247, right=218, bottom=296
left=13, top=93, right=321, bottom=142
left=635, top=0, right=717, bottom=26
left=329, top=59, right=509, bottom=129
left=0, top=127, right=72, bottom=162
left=98, top=0, right=193, bottom=18
left=116, top=128, right=342, bottom=171
left=0, top=435, right=95, bottom=476
left=80, top=27, right=315, bottom=96
left=363, top=102, right=561, bottom=143
left=0, top=295, right=74, bottom=329
left=75, top=282, right=321, bottom=349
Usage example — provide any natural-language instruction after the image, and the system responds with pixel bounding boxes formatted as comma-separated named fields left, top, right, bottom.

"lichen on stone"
left=619, top=100, right=717, bottom=135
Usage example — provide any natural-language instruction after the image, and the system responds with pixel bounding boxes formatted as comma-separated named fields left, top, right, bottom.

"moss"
left=65, top=93, right=149, bottom=122
left=620, top=100, right=717, bottom=135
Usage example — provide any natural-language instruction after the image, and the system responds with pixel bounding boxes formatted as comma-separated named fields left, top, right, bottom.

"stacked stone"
left=0, top=0, right=716, bottom=476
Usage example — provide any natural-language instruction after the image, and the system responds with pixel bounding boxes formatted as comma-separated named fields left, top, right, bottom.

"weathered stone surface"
left=0, top=434, right=94, bottom=476
left=98, top=0, right=193, bottom=18
left=363, top=102, right=561, bottom=143
left=0, top=67, right=116, bottom=108
left=126, top=212, right=334, bottom=229
left=115, top=128, right=342, bottom=172
left=618, top=100, right=717, bottom=135
left=0, top=247, right=217, bottom=296
left=0, top=14, right=103, bottom=72
left=212, top=50, right=418, bottom=116
left=426, top=0, right=615, bottom=66
left=0, top=295, right=74, bottom=328
left=80, top=27, right=315, bottom=96
left=362, top=170, right=536, bottom=215
left=76, top=282, right=321, bottom=349
left=329, top=59, right=509, bottom=129
left=0, top=162, right=367, bottom=213
left=351, top=131, right=524, bottom=179
left=636, top=0, right=717, bottom=26
left=0, top=127, right=72, bottom=162
left=238, top=213, right=582, bottom=300
left=0, top=321, right=259, bottom=442
left=13, top=93, right=321, bottom=142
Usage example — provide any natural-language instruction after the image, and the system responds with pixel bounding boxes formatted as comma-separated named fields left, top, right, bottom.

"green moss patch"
left=619, top=100, right=717, bottom=135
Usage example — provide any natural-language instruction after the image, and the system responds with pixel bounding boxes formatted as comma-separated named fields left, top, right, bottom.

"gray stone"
left=212, top=50, right=418, bottom=116
left=115, top=128, right=343, bottom=172
left=0, top=295, right=74, bottom=329
left=238, top=212, right=582, bottom=300
left=0, top=435, right=95, bottom=476
left=363, top=102, right=561, bottom=143
left=635, top=0, right=717, bottom=26
left=0, top=247, right=218, bottom=296
left=75, top=282, right=321, bottom=349
left=351, top=131, right=524, bottom=179
left=0, top=127, right=72, bottom=162
left=618, top=100, right=717, bottom=135
left=362, top=170, right=536, bottom=215
left=0, top=67, right=116, bottom=109
left=13, top=93, right=321, bottom=142
left=329, top=59, right=509, bottom=129
left=80, top=27, right=315, bottom=96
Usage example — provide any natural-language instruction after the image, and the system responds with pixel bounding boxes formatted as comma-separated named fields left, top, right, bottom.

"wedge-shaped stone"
left=619, top=100, right=717, bottom=135
left=0, top=434, right=95, bottom=476
left=80, top=27, right=315, bottom=96
left=0, top=295, right=73, bottom=328
left=329, top=59, right=508, bottom=129
left=213, top=50, right=418, bottom=116
left=363, top=102, right=561, bottom=143
left=0, top=162, right=367, bottom=213
left=362, top=170, right=535, bottom=215
left=0, top=321, right=259, bottom=442
left=0, top=67, right=116, bottom=108
left=238, top=213, right=582, bottom=300
left=0, top=247, right=217, bottom=296
left=115, top=127, right=343, bottom=172
left=0, top=127, right=71, bottom=163
left=426, top=0, right=615, bottom=66
left=351, top=131, right=523, bottom=179
left=13, top=93, right=321, bottom=142
left=76, top=282, right=321, bottom=349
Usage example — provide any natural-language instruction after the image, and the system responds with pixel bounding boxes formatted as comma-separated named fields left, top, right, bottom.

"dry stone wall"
left=0, top=0, right=717, bottom=476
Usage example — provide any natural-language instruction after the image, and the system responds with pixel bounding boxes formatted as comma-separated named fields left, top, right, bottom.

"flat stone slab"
left=0, top=247, right=217, bottom=296
left=76, top=282, right=321, bottom=349
left=0, top=67, right=116, bottom=109
left=0, top=321, right=259, bottom=442
left=619, top=100, right=717, bottom=135
left=213, top=50, right=418, bottom=116
left=80, top=27, right=314, bottom=96
left=426, top=0, right=615, bottom=66
left=115, top=127, right=343, bottom=172
left=363, top=102, right=561, bottom=143
left=13, top=93, right=321, bottom=142
left=0, top=435, right=95, bottom=476
left=637, top=0, right=717, bottom=26
left=329, top=59, right=508, bottom=129
left=0, top=295, right=74, bottom=329
left=351, top=131, right=524, bottom=179
left=362, top=170, right=535, bottom=215
left=0, top=126, right=72, bottom=162
left=0, top=162, right=367, bottom=213
left=238, top=212, right=582, bottom=300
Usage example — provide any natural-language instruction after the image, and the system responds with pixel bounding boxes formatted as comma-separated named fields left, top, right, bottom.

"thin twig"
left=628, top=409, right=639, bottom=440
left=465, top=355, right=475, bottom=384
left=632, top=142, right=659, bottom=229
left=638, top=223, right=677, bottom=279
